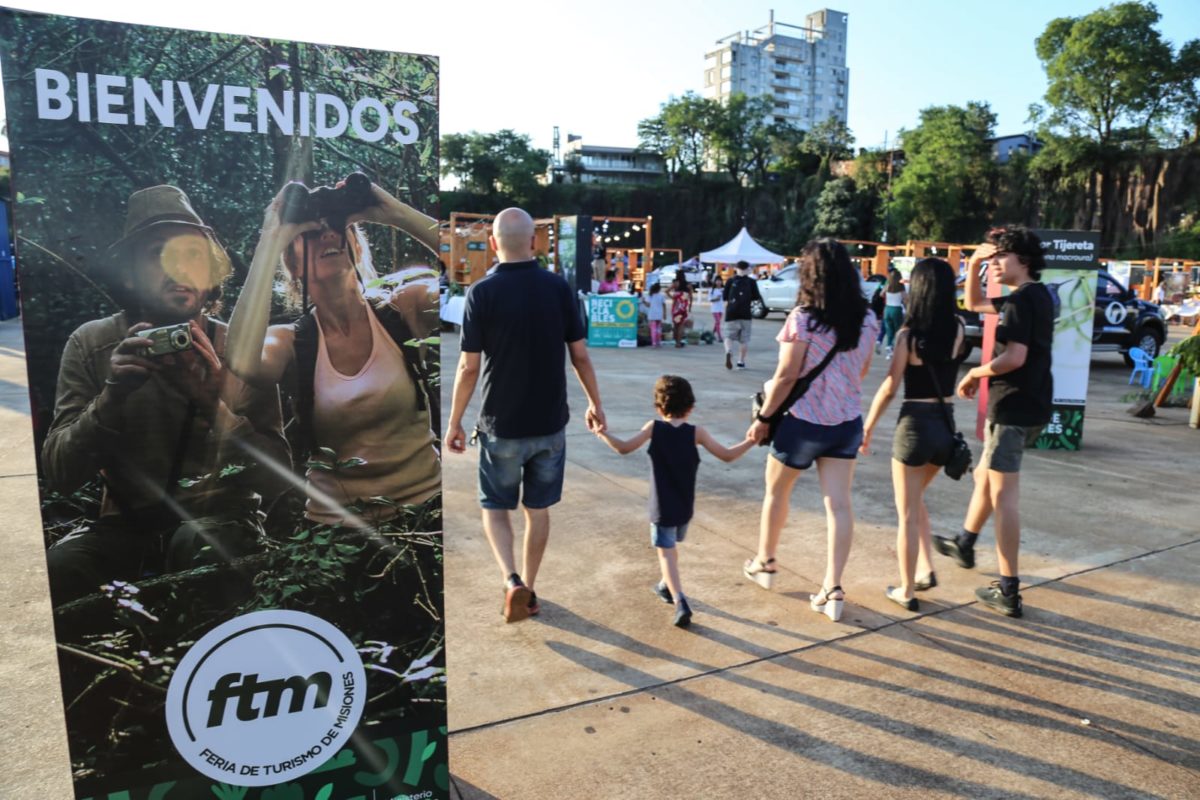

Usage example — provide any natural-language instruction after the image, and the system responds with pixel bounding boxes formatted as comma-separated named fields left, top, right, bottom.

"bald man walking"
left=447, top=208, right=606, bottom=622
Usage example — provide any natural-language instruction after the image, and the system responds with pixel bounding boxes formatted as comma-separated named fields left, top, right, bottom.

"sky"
left=1, top=0, right=1198, bottom=157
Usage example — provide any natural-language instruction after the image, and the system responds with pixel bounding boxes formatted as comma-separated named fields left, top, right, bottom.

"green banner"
left=587, top=294, right=639, bottom=348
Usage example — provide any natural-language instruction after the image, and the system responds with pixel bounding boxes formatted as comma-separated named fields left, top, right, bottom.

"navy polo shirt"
left=461, top=260, right=585, bottom=438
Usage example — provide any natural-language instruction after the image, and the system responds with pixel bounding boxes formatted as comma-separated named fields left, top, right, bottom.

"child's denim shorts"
left=650, top=523, right=689, bottom=549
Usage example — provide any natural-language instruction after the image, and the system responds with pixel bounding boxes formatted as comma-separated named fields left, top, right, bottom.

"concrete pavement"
left=1, top=307, right=1198, bottom=799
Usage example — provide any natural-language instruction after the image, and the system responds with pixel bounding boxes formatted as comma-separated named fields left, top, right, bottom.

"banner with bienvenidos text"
left=0, top=8, right=446, bottom=798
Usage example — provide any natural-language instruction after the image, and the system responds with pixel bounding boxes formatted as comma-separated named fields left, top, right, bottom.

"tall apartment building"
left=703, top=9, right=849, bottom=131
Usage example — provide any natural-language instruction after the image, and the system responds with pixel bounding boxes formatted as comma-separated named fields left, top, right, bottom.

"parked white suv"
left=751, top=265, right=882, bottom=317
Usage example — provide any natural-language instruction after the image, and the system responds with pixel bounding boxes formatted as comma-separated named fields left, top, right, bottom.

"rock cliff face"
left=1086, top=144, right=1200, bottom=254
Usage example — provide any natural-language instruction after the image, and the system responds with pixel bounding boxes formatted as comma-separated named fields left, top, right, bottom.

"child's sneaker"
left=673, top=597, right=692, bottom=628
left=527, top=590, right=540, bottom=617
left=652, top=581, right=674, bottom=604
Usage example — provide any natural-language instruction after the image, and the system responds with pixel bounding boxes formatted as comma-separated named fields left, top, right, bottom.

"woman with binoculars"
left=227, top=175, right=441, bottom=526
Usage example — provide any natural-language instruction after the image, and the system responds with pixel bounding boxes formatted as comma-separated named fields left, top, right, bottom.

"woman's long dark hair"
left=887, top=269, right=904, bottom=293
left=796, top=238, right=867, bottom=350
left=903, top=257, right=958, bottom=362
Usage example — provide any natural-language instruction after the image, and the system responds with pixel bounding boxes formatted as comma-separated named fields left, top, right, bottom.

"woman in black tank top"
left=861, top=258, right=965, bottom=611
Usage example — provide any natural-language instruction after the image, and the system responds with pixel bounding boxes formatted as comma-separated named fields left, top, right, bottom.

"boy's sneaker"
left=673, top=597, right=693, bottom=628
left=736, top=362, right=747, bottom=370
left=725, top=353, right=733, bottom=370
left=976, top=582, right=1022, bottom=618
left=933, top=535, right=975, bottom=569
left=652, top=581, right=674, bottom=604
left=503, top=576, right=532, bottom=623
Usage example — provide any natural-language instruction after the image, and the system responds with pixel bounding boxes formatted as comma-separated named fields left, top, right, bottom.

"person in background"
left=709, top=276, right=726, bottom=342
left=598, top=269, right=620, bottom=294
left=882, top=268, right=907, bottom=358
left=668, top=271, right=692, bottom=349
left=642, top=282, right=666, bottom=348
left=722, top=261, right=764, bottom=370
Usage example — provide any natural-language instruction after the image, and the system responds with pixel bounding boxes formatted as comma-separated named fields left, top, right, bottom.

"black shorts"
left=892, top=402, right=955, bottom=467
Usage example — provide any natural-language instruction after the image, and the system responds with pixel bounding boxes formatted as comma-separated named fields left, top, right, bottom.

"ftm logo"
left=166, top=610, right=366, bottom=787
left=206, top=671, right=332, bottom=726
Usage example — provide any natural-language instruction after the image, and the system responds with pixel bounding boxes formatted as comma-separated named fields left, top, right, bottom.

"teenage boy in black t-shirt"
left=934, top=226, right=1053, bottom=617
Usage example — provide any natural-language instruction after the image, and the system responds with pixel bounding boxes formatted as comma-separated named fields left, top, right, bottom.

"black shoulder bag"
left=751, top=344, right=840, bottom=447
left=924, top=357, right=972, bottom=480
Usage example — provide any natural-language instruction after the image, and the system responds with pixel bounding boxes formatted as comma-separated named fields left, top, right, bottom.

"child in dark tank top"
left=595, top=375, right=754, bottom=627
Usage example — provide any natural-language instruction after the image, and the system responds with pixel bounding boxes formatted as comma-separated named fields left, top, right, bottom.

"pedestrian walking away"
left=746, top=239, right=878, bottom=622
left=723, top=260, right=763, bottom=369
left=447, top=207, right=607, bottom=623
left=709, top=276, right=725, bottom=342
left=862, top=257, right=967, bottom=612
left=936, top=226, right=1054, bottom=618
left=595, top=375, right=754, bottom=627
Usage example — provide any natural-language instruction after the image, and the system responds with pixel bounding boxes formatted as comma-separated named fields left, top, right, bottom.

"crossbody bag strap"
left=771, top=340, right=841, bottom=420
left=922, top=357, right=958, bottom=434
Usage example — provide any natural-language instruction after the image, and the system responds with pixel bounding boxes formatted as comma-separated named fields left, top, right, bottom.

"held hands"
left=859, top=427, right=873, bottom=455
left=586, top=404, right=607, bottom=434
left=747, top=419, right=770, bottom=445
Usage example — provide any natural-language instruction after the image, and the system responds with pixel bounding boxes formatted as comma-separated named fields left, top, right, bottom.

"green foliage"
left=800, top=117, right=855, bottom=181
left=1036, top=2, right=1196, bottom=144
left=888, top=102, right=998, bottom=242
left=811, top=177, right=869, bottom=240
left=706, top=93, right=775, bottom=185
left=637, top=92, right=719, bottom=179
left=1167, top=335, right=1200, bottom=377
left=440, top=130, right=550, bottom=201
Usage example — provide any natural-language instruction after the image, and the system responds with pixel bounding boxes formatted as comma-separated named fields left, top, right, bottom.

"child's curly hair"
left=654, top=375, right=695, bottom=418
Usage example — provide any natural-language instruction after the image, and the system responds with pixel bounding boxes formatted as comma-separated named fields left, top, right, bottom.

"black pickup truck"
left=958, top=269, right=1167, bottom=366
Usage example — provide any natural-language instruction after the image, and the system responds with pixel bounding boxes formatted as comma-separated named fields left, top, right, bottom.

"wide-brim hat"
left=107, top=185, right=232, bottom=280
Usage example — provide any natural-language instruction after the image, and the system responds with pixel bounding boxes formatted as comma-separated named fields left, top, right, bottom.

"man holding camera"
left=42, top=185, right=290, bottom=604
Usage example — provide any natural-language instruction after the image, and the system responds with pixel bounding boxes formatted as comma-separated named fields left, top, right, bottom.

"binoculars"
left=279, top=172, right=374, bottom=231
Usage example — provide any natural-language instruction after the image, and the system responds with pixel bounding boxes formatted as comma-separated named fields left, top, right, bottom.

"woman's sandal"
left=743, top=557, right=777, bottom=589
left=810, top=585, right=845, bottom=622
left=914, top=572, right=938, bottom=591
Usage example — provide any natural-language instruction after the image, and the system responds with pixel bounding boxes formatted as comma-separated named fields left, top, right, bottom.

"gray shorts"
left=725, top=318, right=752, bottom=344
left=980, top=422, right=1040, bottom=473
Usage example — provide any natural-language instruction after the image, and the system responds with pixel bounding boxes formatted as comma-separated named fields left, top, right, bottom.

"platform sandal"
left=810, top=585, right=845, bottom=622
left=743, top=557, right=777, bottom=589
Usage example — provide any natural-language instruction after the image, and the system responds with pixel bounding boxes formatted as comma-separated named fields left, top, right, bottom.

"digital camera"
left=279, top=172, right=374, bottom=231
left=138, top=322, right=193, bottom=357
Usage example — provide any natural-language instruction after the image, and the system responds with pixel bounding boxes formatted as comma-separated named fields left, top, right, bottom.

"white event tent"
left=699, top=227, right=786, bottom=265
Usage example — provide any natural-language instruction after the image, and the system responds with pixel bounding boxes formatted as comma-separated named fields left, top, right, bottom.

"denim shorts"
left=650, top=523, right=689, bottom=549
left=892, top=402, right=955, bottom=467
left=980, top=422, right=1040, bottom=474
left=476, top=428, right=566, bottom=510
left=770, top=414, right=863, bottom=471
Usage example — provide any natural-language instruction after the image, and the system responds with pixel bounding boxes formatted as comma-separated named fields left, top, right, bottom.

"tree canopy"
left=440, top=130, right=550, bottom=200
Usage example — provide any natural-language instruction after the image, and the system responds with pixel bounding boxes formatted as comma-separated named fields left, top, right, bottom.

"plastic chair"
left=1128, top=347, right=1153, bottom=388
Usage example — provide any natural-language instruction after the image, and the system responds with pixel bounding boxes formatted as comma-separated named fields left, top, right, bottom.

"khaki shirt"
left=42, top=312, right=290, bottom=520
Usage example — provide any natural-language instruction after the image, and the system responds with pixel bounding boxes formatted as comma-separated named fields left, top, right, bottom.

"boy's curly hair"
left=986, top=225, right=1045, bottom=280
left=654, top=375, right=695, bottom=418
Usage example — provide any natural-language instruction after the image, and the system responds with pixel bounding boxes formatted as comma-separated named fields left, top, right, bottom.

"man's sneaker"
left=527, top=590, right=540, bottom=617
left=503, top=579, right=532, bottom=623
left=652, top=581, right=674, bottom=604
left=725, top=352, right=733, bottom=370
left=933, top=535, right=975, bottom=569
left=736, top=362, right=747, bottom=370
left=673, top=597, right=693, bottom=628
left=976, top=582, right=1022, bottom=618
